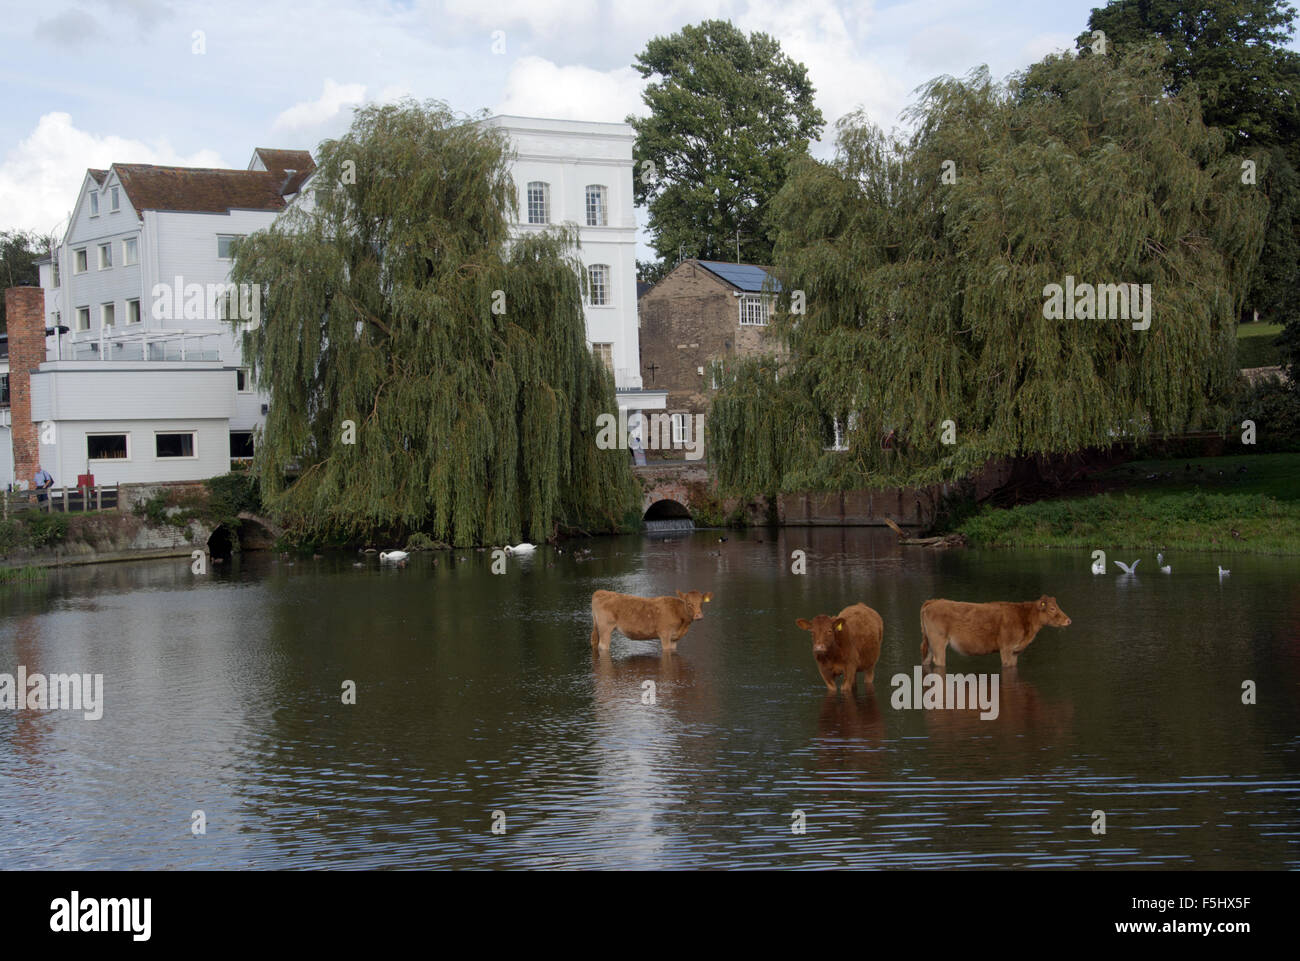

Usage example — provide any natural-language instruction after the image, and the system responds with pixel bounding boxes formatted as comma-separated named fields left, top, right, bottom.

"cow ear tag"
left=836, top=623, right=842, bottom=631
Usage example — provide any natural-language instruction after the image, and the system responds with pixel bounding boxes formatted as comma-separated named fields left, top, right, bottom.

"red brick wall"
left=6, top=286, right=46, bottom=487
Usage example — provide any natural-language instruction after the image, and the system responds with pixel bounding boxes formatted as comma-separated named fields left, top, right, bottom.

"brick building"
left=637, top=259, right=782, bottom=461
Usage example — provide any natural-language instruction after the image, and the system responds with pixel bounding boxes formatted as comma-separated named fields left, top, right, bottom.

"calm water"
left=1, top=528, right=1297, bottom=869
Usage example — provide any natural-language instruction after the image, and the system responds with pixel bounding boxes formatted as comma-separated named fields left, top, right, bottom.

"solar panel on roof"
left=697, top=260, right=781, bottom=292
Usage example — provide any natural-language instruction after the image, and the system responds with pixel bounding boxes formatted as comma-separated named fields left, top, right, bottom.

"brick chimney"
left=6, top=287, right=47, bottom=487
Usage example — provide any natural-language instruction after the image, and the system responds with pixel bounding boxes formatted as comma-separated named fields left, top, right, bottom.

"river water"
left=1, top=528, right=1296, bottom=869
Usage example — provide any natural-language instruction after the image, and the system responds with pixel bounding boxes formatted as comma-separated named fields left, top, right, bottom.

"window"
left=230, top=431, right=255, bottom=458
left=122, top=237, right=138, bottom=265
left=101, top=302, right=115, bottom=327
left=526, top=182, right=550, bottom=224
left=585, top=185, right=607, bottom=226
left=110, top=186, right=120, bottom=211
left=671, top=413, right=690, bottom=446
left=827, top=412, right=859, bottom=452
left=739, top=294, right=770, bottom=326
left=98, top=243, right=112, bottom=269
left=217, top=235, right=242, bottom=259
left=126, top=299, right=141, bottom=325
left=156, top=432, right=197, bottom=458
left=89, top=192, right=99, bottom=216
left=236, top=368, right=252, bottom=392
left=1, top=374, right=9, bottom=407
left=76, top=307, right=90, bottom=331
left=592, top=343, right=613, bottom=372
left=52, top=259, right=60, bottom=288
left=588, top=264, right=610, bottom=306
left=87, top=434, right=129, bottom=460
left=74, top=249, right=87, bottom=273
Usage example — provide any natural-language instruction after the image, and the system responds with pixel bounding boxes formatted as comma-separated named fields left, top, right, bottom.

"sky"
left=1, top=0, right=1296, bottom=245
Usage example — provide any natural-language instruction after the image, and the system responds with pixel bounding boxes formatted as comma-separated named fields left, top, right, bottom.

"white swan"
left=379, top=550, right=410, bottom=563
left=1160, top=564, right=1172, bottom=574
left=506, top=543, right=537, bottom=554
left=1114, top=559, right=1139, bottom=575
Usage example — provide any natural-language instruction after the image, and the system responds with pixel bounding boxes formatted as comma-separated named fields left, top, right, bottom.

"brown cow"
left=795, top=603, right=884, bottom=693
left=590, top=589, right=713, bottom=653
left=920, top=595, right=1071, bottom=669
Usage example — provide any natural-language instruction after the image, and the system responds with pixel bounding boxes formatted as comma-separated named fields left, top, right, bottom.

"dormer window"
left=89, top=192, right=99, bottom=216
left=110, top=186, right=120, bottom=211
left=526, top=182, right=550, bottom=224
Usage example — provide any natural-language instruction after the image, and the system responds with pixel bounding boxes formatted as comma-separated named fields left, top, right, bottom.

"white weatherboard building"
left=17, top=118, right=661, bottom=490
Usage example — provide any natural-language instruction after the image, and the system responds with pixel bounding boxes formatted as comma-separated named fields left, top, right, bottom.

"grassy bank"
left=1236, top=321, right=1284, bottom=369
left=956, top=453, right=1300, bottom=554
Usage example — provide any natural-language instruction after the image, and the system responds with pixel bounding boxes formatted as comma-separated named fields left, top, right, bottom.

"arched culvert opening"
left=643, top=499, right=695, bottom=533
left=207, top=524, right=237, bottom=561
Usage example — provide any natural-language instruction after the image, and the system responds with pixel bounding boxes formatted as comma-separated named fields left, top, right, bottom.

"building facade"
left=637, top=259, right=781, bottom=461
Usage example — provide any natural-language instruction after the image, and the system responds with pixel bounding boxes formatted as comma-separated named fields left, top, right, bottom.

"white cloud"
left=0, top=112, right=222, bottom=235
left=273, top=79, right=367, bottom=131
left=495, top=56, right=645, bottom=122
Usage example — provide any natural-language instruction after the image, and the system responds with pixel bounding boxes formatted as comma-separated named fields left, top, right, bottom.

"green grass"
left=0, top=565, right=47, bottom=583
left=957, top=453, right=1300, bottom=554
left=1236, top=322, right=1284, bottom=369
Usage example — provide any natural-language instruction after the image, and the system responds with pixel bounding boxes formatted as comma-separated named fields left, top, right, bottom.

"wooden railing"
left=2, top=485, right=120, bottom=517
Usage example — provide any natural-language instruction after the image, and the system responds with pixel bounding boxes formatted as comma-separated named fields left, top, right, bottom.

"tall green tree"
left=629, top=20, right=824, bottom=270
left=0, top=229, right=53, bottom=333
left=710, top=48, right=1268, bottom=496
left=1082, top=0, right=1300, bottom=362
left=230, top=100, right=639, bottom=546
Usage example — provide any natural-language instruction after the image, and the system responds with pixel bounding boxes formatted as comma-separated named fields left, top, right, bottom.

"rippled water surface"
left=1, top=529, right=1297, bottom=869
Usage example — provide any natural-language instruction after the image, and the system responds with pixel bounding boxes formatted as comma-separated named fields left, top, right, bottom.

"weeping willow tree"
left=711, top=46, right=1269, bottom=497
left=229, top=100, right=639, bottom=545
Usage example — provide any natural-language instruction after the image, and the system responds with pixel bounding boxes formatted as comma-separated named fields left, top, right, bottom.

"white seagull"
left=1114, top=560, right=1140, bottom=575
left=1218, top=566, right=1230, bottom=578
left=1160, top=564, right=1172, bottom=574
left=1156, top=552, right=1164, bottom=565
left=379, top=550, right=410, bottom=564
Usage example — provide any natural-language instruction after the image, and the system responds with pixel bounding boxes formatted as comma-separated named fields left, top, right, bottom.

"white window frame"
left=52, top=259, right=60, bottom=288
left=739, top=293, right=770, bottom=326
left=122, top=237, right=138, bottom=266
left=100, top=302, right=115, bottom=327
left=588, top=264, right=610, bottom=306
left=827, top=412, right=859, bottom=452
left=87, top=432, right=131, bottom=462
left=89, top=192, right=99, bottom=217
left=75, top=306, right=90, bottom=331
left=671, top=413, right=690, bottom=446
left=236, top=368, right=253, bottom=393
left=526, top=181, right=550, bottom=224
left=155, top=430, right=199, bottom=460
left=217, top=234, right=241, bottom=260
left=98, top=243, right=112, bottom=270
left=591, top=343, right=613, bottom=372
left=110, top=186, right=120, bottom=211
left=585, top=184, right=608, bottom=226
left=73, top=248, right=87, bottom=273
left=126, top=299, right=141, bottom=325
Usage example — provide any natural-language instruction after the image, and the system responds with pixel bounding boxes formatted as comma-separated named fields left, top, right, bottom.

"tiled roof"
left=88, top=169, right=108, bottom=185
left=697, top=260, right=781, bottom=292
left=100, top=150, right=315, bottom=216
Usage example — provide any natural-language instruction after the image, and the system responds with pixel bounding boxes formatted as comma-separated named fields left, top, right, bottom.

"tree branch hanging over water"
left=710, top=47, right=1271, bottom=499
left=230, top=100, right=639, bottom=546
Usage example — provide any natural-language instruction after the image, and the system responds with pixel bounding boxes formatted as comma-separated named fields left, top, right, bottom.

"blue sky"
left=2, top=0, right=1296, bottom=240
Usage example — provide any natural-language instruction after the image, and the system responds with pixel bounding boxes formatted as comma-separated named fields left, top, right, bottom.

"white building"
left=20, top=119, right=661, bottom=489
left=26, top=149, right=313, bottom=487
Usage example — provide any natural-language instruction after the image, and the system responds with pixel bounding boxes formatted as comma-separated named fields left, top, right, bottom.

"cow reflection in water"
left=918, top=664, right=1074, bottom=741
left=815, top=691, right=890, bottom=774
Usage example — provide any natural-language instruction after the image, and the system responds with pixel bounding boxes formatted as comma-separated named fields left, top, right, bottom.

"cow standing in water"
left=590, top=590, right=712, bottom=653
left=795, top=603, right=885, bottom=693
left=920, top=595, right=1071, bottom=669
